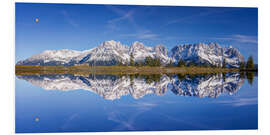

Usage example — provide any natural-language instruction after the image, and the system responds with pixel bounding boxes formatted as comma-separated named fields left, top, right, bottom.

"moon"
left=35, top=18, right=39, bottom=23
left=35, top=117, right=39, bottom=122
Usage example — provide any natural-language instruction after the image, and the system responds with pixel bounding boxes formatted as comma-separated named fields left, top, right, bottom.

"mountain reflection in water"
left=16, top=72, right=255, bottom=100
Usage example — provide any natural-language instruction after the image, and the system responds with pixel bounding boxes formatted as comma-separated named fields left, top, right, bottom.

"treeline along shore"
left=15, top=65, right=255, bottom=76
left=15, top=55, right=257, bottom=75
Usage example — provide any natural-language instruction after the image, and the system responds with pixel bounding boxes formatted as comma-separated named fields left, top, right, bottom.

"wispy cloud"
left=107, top=10, right=134, bottom=32
left=106, top=6, right=159, bottom=40
left=216, top=97, right=257, bottom=107
left=233, top=34, right=258, bottom=44
left=158, top=113, right=221, bottom=130
left=120, top=30, right=159, bottom=40
left=117, top=101, right=158, bottom=110
left=61, top=10, right=79, bottom=28
left=126, top=102, right=157, bottom=108
left=107, top=102, right=157, bottom=130
left=108, top=10, right=134, bottom=24
left=214, top=34, right=258, bottom=44
left=61, top=113, right=80, bottom=130
left=167, top=10, right=214, bottom=25
left=166, top=8, right=236, bottom=26
left=106, top=6, right=137, bottom=31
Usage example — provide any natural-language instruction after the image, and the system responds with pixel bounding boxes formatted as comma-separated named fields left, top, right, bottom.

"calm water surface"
left=15, top=73, right=258, bottom=133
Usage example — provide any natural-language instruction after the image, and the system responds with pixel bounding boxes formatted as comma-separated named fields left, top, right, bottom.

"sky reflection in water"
left=15, top=73, right=258, bottom=133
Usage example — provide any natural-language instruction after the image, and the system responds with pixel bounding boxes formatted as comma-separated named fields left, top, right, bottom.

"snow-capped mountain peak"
left=17, top=49, right=83, bottom=66
left=171, top=43, right=244, bottom=67
left=99, top=40, right=123, bottom=48
left=17, top=41, right=244, bottom=67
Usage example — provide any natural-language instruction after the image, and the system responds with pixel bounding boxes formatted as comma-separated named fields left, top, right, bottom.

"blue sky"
left=15, top=3, right=258, bottom=63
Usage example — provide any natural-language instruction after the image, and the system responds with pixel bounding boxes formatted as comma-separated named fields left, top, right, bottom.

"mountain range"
left=17, top=40, right=244, bottom=68
left=16, top=73, right=244, bottom=100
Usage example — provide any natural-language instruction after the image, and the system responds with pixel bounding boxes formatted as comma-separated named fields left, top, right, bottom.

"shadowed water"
left=15, top=72, right=257, bottom=133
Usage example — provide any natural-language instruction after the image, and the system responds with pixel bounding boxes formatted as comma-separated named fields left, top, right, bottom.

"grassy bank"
left=15, top=65, right=241, bottom=75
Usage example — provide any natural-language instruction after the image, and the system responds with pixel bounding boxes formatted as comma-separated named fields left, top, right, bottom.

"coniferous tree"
left=117, top=60, right=122, bottom=66
left=167, top=60, right=173, bottom=67
left=145, top=56, right=152, bottom=66
left=246, top=56, right=255, bottom=70
left=130, top=53, right=135, bottom=66
left=138, top=61, right=143, bottom=67
left=153, top=58, right=161, bottom=66
left=144, top=57, right=161, bottom=67
left=125, top=59, right=128, bottom=66
left=177, top=59, right=185, bottom=67
left=222, top=59, right=226, bottom=68
left=188, top=61, right=195, bottom=67
left=203, top=62, right=210, bottom=68
left=239, top=62, right=246, bottom=70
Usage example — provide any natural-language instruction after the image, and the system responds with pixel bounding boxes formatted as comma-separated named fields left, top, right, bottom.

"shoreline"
left=14, top=65, right=256, bottom=76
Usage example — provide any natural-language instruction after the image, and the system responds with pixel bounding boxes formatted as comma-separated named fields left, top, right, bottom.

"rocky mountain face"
left=17, top=40, right=244, bottom=67
left=77, top=41, right=130, bottom=66
left=171, top=43, right=244, bottom=68
left=16, top=73, right=244, bottom=100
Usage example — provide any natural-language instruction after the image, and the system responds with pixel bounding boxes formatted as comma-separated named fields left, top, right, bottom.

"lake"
left=15, top=72, right=258, bottom=133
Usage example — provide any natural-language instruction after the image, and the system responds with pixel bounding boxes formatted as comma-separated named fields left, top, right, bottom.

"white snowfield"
left=17, top=40, right=244, bottom=67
